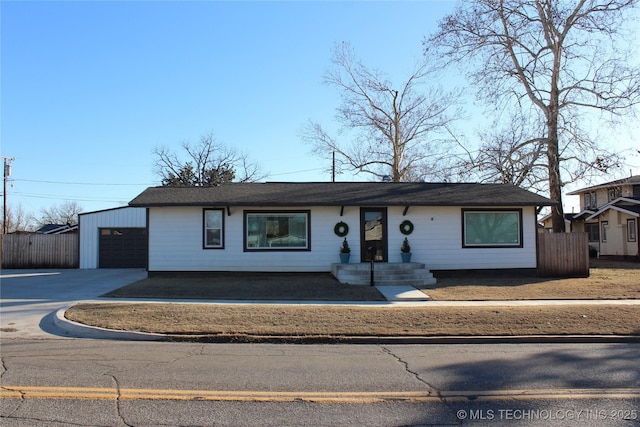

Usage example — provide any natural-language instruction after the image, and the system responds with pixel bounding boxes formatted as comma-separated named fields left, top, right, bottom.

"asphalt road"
left=1, top=340, right=639, bottom=426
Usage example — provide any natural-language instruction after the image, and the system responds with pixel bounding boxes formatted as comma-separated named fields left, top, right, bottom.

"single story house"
left=128, top=182, right=555, bottom=276
left=559, top=175, right=640, bottom=260
left=78, top=206, right=148, bottom=268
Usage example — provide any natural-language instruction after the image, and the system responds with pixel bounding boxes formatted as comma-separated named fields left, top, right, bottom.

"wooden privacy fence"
left=1, top=234, right=79, bottom=269
left=538, top=232, right=589, bottom=278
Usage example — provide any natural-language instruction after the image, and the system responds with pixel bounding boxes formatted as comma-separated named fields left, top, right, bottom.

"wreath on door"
left=399, top=220, right=414, bottom=235
left=334, top=221, right=349, bottom=237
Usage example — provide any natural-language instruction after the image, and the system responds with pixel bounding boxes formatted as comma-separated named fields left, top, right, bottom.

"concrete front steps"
left=331, top=262, right=437, bottom=287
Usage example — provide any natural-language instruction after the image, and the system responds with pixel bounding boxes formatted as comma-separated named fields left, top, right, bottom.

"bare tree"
left=303, top=42, right=462, bottom=182
left=2, top=204, right=36, bottom=233
left=454, top=111, right=622, bottom=192
left=455, top=113, right=549, bottom=189
left=154, top=132, right=267, bottom=186
left=428, top=0, right=640, bottom=231
left=38, top=201, right=82, bottom=227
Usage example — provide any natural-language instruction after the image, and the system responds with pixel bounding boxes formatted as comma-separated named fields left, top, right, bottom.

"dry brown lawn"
left=102, top=260, right=640, bottom=302
left=102, top=273, right=385, bottom=301
left=66, top=303, right=640, bottom=338
left=424, top=259, right=640, bottom=300
left=65, top=259, right=640, bottom=339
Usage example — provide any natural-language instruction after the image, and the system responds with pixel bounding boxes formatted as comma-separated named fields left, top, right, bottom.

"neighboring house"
left=36, top=223, right=78, bottom=234
left=538, top=213, right=574, bottom=234
left=547, top=175, right=640, bottom=259
left=128, top=182, right=555, bottom=275
left=78, top=206, right=148, bottom=268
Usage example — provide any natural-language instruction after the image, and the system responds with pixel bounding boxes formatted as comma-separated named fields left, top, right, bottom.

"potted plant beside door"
left=400, top=237, right=412, bottom=263
left=339, top=238, right=351, bottom=263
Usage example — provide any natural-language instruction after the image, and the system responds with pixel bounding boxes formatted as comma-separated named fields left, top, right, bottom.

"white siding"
left=79, top=207, right=147, bottom=268
left=148, top=205, right=539, bottom=272
left=396, top=206, right=538, bottom=269
left=149, top=206, right=350, bottom=272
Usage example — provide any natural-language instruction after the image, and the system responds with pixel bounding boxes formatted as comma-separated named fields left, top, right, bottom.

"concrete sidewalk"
left=376, top=285, right=431, bottom=302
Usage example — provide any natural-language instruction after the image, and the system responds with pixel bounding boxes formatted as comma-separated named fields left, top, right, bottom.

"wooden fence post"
left=538, top=232, right=589, bottom=277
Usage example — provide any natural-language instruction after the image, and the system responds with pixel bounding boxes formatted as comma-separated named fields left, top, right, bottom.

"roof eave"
left=130, top=201, right=556, bottom=208
left=567, top=177, right=640, bottom=195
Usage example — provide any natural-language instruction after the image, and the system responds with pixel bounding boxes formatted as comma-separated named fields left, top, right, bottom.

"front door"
left=360, top=208, right=388, bottom=262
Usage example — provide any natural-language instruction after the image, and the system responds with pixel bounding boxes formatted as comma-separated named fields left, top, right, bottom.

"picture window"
left=245, top=211, right=310, bottom=251
left=462, top=209, right=523, bottom=248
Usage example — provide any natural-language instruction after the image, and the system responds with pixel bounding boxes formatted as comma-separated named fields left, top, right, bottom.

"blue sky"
left=2, top=0, right=457, bottom=217
left=1, top=0, right=638, bottom=220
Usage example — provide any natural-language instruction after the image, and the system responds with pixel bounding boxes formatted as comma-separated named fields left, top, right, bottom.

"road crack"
left=0, top=388, right=25, bottom=419
left=106, top=374, right=133, bottom=427
left=150, top=343, right=206, bottom=368
left=0, top=357, right=26, bottom=419
left=381, top=346, right=438, bottom=391
left=381, top=346, right=463, bottom=425
left=0, top=356, right=8, bottom=379
left=1, top=414, right=96, bottom=426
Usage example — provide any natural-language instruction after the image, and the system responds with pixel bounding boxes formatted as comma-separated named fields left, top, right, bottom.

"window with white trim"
left=462, top=209, right=523, bottom=248
left=245, top=211, right=310, bottom=250
left=628, top=219, right=637, bottom=242
left=601, top=221, right=608, bottom=242
left=608, top=187, right=621, bottom=202
left=203, top=209, right=224, bottom=249
left=585, top=192, right=597, bottom=210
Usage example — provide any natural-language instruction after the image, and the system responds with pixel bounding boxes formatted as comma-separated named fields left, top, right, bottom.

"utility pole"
left=332, top=151, right=335, bottom=183
left=2, top=156, right=15, bottom=234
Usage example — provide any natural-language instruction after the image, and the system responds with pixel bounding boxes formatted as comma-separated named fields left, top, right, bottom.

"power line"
left=12, top=192, right=131, bottom=203
left=13, top=178, right=156, bottom=186
left=269, top=167, right=325, bottom=177
left=14, top=169, right=327, bottom=183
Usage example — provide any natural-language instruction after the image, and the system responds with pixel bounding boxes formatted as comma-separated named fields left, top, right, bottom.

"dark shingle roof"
left=36, top=223, right=78, bottom=234
left=129, top=182, right=555, bottom=208
left=567, top=175, right=640, bottom=195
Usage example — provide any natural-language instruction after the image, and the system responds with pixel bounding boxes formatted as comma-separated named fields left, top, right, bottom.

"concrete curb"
left=54, top=307, right=640, bottom=344
left=54, top=308, right=164, bottom=341
left=63, top=297, right=640, bottom=307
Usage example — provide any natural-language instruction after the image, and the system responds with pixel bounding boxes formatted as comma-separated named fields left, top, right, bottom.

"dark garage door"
left=99, top=228, right=148, bottom=268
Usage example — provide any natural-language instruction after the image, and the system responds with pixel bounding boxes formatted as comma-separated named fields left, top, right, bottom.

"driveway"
left=0, top=269, right=147, bottom=339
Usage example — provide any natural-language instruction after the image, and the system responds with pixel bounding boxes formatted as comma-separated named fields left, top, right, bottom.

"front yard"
left=101, top=259, right=640, bottom=301
left=423, top=259, right=640, bottom=300
left=64, top=260, right=640, bottom=339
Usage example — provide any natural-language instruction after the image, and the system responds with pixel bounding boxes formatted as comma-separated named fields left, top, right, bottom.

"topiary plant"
left=401, top=237, right=411, bottom=253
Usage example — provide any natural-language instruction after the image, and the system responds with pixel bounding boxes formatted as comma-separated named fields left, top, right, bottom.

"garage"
left=99, top=228, right=147, bottom=268
left=79, top=207, right=148, bottom=269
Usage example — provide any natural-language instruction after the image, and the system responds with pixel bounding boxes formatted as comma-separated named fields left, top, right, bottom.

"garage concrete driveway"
left=0, top=269, right=147, bottom=339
